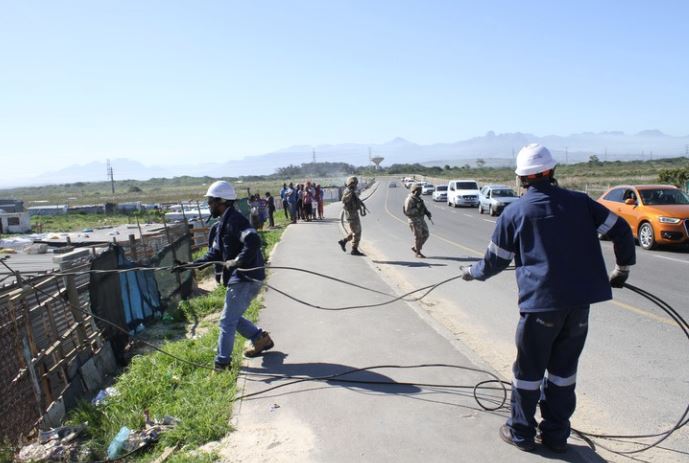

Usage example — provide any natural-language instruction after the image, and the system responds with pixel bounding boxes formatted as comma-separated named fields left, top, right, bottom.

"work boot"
left=499, top=425, right=535, bottom=452
left=213, top=362, right=231, bottom=372
left=338, top=239, right=347, bottom=252
left=350, top=247, right=365, bottom=256
left=244, top=332, right=274, bottom=358
left=536, top=433, right=568, bottom=453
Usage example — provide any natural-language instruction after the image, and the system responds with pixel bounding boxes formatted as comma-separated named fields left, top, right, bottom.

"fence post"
left=128, top=234, right=138, bottom=261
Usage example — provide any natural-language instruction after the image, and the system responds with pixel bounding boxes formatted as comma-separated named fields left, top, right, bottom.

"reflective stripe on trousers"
left=508, top=306, right=589, bottom=446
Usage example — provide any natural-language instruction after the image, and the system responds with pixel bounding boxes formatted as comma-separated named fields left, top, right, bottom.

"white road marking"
left=463, top=214, right=473, bottom=218
left=482, top=218, right=497, bottom=223
left=600, top=241, right=689, bottom=265
left=648, top=253, right=689, bottom=265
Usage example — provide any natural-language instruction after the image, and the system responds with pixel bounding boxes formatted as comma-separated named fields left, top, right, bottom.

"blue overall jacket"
left=470, top=182, right=635, bottom=311
left=194, top=206, right=265, bottom=285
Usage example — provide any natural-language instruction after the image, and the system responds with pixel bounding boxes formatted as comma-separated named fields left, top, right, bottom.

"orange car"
left=597, top=184, right=689, bottom=250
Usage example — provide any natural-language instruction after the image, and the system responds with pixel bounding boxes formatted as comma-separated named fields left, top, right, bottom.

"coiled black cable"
left=1, top=257, right=687, bottom=457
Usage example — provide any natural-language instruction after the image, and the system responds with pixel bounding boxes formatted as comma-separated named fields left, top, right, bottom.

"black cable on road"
left=2, top=258, right=687, bottom=457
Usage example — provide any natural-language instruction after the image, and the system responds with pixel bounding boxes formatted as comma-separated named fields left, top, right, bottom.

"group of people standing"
left=248, top=192, right=276, bottom=229
left=280, top=181, right=325, bottom=223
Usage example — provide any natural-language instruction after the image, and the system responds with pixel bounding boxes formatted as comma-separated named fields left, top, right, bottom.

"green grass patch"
left=30, top=211, right=162, bottom=233
left=64, top=217, right=287, bottom=461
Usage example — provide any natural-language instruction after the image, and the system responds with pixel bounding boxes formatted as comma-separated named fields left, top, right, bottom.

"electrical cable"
left=2, top=257, right=687, bottom=457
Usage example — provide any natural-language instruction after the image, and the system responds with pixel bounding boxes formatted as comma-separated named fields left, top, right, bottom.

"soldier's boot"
left=338, top=239, right=347, bottom=252
left=415, top=249, right=426, bottom=258
left=350, top=246, right=365, bottom=256
left=244, top=331, right=274, bottom=358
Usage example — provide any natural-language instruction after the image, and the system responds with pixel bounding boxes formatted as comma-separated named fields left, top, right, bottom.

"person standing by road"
left=316, top=184, right=324, bottom=219
left=266, top=191, right=276, bottom=228
left=460, top=144, right=635, bottom=453
left=279, top=183, right=289, bottom=220
left=403, top=183, right=432, bottom=258
left=337, top=176, right=366, bottom=256
left=173, top=180, right=274, bottom=369
left=287, top=182, right=298, bottom=224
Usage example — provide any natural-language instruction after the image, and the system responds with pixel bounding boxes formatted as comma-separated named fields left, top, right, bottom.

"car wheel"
left=638, top=222, right=656, bottom=250
left=478, top=204, right=483, bottom=214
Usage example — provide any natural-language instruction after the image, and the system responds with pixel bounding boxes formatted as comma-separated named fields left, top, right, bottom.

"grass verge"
left=65, top=215, right=289, bottom=462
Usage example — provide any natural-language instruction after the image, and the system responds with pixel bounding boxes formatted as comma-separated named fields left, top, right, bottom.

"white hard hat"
left=204, top=180, right=237, bottom=200
left=515, top=144, right=557, bottom=176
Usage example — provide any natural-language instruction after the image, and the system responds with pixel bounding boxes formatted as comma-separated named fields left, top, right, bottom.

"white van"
left=447, top=179, right=480, bottom=207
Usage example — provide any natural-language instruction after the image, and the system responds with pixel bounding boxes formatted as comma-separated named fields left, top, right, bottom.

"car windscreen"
left=639, top=189, right=689, bottom=205
left=492, top=189, right=516, bottom=197
left=436, top=186, right=447, bottom=191
left=456, top=182, right=478, bottom=190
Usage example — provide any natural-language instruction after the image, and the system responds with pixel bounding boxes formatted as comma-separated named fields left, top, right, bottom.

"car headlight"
left=658, top=216, right=681, bottom=224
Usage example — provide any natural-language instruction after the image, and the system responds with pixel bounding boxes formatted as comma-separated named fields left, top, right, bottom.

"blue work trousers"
left=508, top=306, right=589, bottom=447
left=216, top=281, right=262, bottom=366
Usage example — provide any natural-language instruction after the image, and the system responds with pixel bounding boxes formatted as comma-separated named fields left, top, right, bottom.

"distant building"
left=117, top=202, right=142, bottom=213
left=28, top=205, right=68, bottom=216
left=0, top=199, right=24, bottom=213
left=0, top=210, right=31, bottom=233
left=69, top=204, right=106, bottom=214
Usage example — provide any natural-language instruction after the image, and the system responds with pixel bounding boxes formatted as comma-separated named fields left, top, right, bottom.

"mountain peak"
left=384, top=137, right=414, bottom=146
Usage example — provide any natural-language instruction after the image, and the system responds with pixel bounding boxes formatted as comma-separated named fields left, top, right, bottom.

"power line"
left=106, top=159, right=115, bottom=195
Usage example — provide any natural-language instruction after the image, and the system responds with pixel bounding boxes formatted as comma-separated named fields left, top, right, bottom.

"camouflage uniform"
left=404, top=188, right=430, bottom=256
left=342, top=188, right=364, bottom=246
left=339, top=176, right=366, bottom=255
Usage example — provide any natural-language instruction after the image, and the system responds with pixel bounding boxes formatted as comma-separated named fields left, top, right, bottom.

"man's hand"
left=170, top=259, right=188, bottom=274
left=425, top=211, right=432, bottom=219
left=609, top=265, right=630, bottom=288
left=224, top=258, right=241, bottom=270
left=459, top=266, right=474, bottom=281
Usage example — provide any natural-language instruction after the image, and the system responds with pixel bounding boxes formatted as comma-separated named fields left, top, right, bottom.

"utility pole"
left=106, top=159, right=115, bottom=195
left=312, top=149, right=316, bottom=163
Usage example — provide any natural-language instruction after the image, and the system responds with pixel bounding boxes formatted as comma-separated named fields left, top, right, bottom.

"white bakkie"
left=447, top=179, right=480, bottom=207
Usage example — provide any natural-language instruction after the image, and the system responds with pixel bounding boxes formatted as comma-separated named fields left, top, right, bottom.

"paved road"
left=223, top=213, right=602, bottom=462
left=358, top=178, right=689, bottom=461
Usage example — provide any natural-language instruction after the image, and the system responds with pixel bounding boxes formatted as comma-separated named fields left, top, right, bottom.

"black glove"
left=170, top=259, right=188, bottom=274
left=459, top=266, right=474, bottom=281
left=425, top=211, right=432, bottom=219
left=609, top=265, right=630, bottom=288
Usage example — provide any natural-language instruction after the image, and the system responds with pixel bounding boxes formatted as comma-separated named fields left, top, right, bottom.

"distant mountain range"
left=4, top=130, right=689, bottom=188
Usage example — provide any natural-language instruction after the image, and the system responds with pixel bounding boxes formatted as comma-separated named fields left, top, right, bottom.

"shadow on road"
left=241, top=351, right=421, bottom=394
left=371, top=260, right=448, bottom=268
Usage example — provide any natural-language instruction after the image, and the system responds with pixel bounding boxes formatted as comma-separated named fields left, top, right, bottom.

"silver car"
left=478, top=184, right=519, bottom=216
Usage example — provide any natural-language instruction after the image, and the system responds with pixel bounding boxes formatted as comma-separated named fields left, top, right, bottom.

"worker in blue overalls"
left=173, top=180, right=274, bottom=370
left=460, top=144, right=635, bottom=452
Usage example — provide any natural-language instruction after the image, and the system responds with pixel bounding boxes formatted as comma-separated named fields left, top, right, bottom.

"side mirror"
left=624, top=198, right=636, bottom=206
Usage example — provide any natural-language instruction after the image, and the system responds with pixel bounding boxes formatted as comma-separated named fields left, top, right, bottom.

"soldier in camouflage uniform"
left=403, top=183, right=432, bottom=258
left=338, top=176, right=366, bottom=256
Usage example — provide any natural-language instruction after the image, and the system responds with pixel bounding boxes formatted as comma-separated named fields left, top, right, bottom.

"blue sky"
left=1, top=0, right=688, bottom=180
